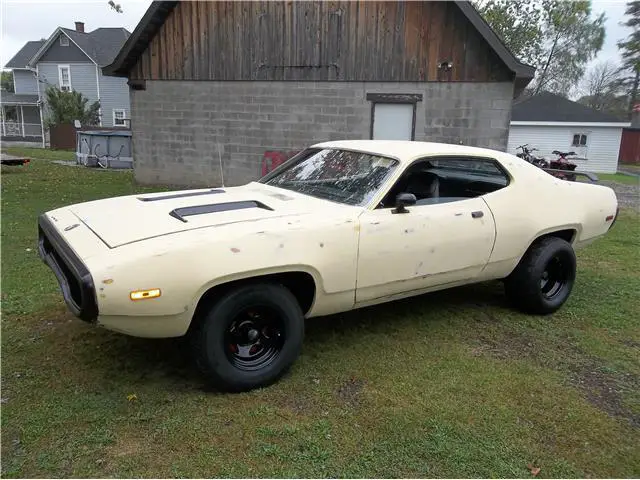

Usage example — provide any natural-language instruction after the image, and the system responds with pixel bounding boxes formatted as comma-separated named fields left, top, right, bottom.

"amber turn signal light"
left=130, top=289, right=161, bottom=300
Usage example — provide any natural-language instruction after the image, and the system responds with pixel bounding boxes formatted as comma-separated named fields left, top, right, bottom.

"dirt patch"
left=470, top=331, right=542, bottom=362
left=620, top=339, right=640, bottom=349
left=601, top=180, right=639, bottom=209
left=106, top=437, right=144, bottom=458
left=336, top=377, right=366, bottom=406
left=470, top=331, right=640, bottom=428
left=278, top=394, right=316, bottom=414
left=568, top=363, right=640, bottom=428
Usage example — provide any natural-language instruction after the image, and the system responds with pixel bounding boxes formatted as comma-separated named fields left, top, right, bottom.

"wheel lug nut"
left=247, top=329, right=259, bottom=342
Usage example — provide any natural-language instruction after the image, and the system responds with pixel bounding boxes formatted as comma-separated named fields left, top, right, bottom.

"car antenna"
left=217, top=142, right=225, bottom=187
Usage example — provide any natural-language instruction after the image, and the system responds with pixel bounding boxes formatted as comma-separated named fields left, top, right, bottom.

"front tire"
left=504, top=236, right=576, bottom=315
left=189, top=283, right=304, bottom=392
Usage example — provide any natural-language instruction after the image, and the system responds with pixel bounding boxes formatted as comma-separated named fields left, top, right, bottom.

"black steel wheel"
left=224, top=306, right=285, bottom=371
left=539, top=254, right=570, bottom=300
left=504, top=236, right=576, bottom=315
left=189, top=283, right=304, bottom=392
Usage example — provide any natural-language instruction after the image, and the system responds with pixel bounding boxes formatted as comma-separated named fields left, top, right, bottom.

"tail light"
left=607, top=206, right=620, bottom=230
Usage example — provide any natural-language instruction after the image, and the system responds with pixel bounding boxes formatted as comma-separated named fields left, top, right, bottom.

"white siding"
left=507, top=124, right=623, bottom=174
left=13, top=69, right=38, bottom=95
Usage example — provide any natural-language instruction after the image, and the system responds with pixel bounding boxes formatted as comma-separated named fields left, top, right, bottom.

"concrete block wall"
left=130, top=81, right=514, bottom=187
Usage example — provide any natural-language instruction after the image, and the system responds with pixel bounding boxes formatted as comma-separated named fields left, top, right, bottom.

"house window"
left=367, top=93, right=423, bottom=141
left=571, top=133, right=588, bottom=147
left=113, top=109, right=126, bottom=126
left=59, top=35, right=69, bottom=46
left=58, top=65, right=71, bottom=91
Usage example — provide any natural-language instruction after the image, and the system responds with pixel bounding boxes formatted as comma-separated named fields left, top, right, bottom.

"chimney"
left=75, top=21, right=84, bottom=33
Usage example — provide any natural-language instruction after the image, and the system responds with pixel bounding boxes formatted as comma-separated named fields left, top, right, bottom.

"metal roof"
left=310, top=139, right=513, bottom=163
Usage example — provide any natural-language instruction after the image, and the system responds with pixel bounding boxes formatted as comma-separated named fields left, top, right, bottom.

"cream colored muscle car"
left=38, top=140, right=619, bottom=391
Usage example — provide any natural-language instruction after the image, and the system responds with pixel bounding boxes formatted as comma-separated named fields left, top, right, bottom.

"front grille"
left=38, top=215, right=99, bottom=322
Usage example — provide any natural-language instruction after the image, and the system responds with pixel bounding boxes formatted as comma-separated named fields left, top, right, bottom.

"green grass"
left=3, top=146, right=76, bottom=162
left=597, top=173, right=639, bottom=185
left=2, top=156, right=640, bottom=478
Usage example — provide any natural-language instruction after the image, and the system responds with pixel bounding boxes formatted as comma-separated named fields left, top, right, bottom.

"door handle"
left=471, top=211, right=484, bottom=218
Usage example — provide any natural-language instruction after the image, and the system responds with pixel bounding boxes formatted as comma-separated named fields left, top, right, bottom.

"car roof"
left=310, top=140, right=508, bottom=164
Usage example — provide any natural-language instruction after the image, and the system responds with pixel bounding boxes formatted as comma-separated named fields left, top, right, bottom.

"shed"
left=507, top=92, right=629, bottom=174
left=103, top=0, right=535, bottom=187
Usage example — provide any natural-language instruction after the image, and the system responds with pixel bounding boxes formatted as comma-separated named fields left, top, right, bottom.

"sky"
left=589, top=0, right=633, bottom=67
left=0, top=0, right=152, bottom=67
left=0, top=0, right=635, bottom=72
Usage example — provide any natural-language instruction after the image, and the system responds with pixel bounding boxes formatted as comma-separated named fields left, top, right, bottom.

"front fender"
left=90, top=213, right=360, bottom=319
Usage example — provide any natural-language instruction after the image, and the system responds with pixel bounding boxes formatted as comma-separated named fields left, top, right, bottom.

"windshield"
left=261, top=148, right=399, bottom=206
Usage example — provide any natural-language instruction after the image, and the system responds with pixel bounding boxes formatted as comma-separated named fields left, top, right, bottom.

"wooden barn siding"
left=129, top=1, right=512, bottom=82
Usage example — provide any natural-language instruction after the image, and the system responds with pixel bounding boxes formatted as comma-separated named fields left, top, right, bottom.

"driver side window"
left=378, top=156, right=509, bottom=208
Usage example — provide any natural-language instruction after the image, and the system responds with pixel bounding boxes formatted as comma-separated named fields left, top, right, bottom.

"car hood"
left=68, top=182, right=353, bottom=248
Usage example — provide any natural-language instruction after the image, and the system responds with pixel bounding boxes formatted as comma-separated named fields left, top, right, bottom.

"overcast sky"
left=0, top=0, right=634, bottom=72
left=0, top=0, right=152, bottom=67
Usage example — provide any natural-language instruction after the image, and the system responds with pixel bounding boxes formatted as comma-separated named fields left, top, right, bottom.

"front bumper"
left=37, top=214, right=99, bottom=322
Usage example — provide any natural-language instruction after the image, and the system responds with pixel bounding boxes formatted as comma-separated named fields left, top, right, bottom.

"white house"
left=507, top=92, right=629, bottom=174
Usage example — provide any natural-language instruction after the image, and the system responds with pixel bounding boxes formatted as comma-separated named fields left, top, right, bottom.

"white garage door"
left=372, top=103, right=414, bottom=140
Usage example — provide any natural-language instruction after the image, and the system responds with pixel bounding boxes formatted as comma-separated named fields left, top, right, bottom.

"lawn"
left=3, top=146, right=77, bottom=162
left=597, top=173, right=639, bottom=186
left=2, top=153, right=639, bottom=478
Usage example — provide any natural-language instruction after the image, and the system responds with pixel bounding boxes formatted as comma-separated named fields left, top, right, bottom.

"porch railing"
left=1, top=121, right=42, bottom=137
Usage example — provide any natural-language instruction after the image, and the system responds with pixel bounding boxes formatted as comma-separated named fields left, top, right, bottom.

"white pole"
left=20, top=105, right=25, bottom=137
left=39, top=103, right=45, bottom=148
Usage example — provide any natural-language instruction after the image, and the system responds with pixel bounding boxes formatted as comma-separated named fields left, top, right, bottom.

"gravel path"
left=600, top=180, right=639, bottom=209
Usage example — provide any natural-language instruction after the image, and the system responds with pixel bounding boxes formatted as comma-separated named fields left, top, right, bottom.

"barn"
left=507, top=92, right=630, bottom=174
left=103, top=0, right=535, bottom=187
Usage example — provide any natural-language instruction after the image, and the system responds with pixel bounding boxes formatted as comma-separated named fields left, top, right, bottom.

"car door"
left=354, top=157, right=501, bottom=305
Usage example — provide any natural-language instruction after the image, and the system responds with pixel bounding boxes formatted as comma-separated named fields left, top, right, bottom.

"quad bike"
left=516, top=144, right=579, bottom=181
left=550, top=150, right=578, bottom=181
left=516, top=144, right=548, bottom=168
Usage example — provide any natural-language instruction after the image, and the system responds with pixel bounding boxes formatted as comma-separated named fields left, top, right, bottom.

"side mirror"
left=393, top=192, right=416, bottom=214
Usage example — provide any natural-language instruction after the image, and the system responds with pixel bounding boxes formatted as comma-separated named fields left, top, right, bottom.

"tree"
left=475, top=0, right=606, bottom=97
left=576, top=60, right=624, bottom=111
left=44, top=86, right=100, bottom=128
left=1, top=70, right=14, bottom=92
left=617, top=1, right=640, bottom=116
left=534, top=1, right=606, bottom=96
left=108, top=0, right=123, bottom=13
left=474, top=0, right=544, bottom=66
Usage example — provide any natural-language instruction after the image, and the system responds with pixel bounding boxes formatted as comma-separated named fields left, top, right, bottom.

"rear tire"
left=504, top=236, right=576, bottom=315
left=189, top=283, right=304, bottom=392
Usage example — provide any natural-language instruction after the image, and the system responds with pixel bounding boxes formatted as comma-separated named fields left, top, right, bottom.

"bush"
left=44, top=86, right=100, bottom=128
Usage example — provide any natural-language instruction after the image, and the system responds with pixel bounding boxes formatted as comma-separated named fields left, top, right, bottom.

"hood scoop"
left=137, top=188, right=225, bottom=202
left=169, top=200, right=274, bottom=223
